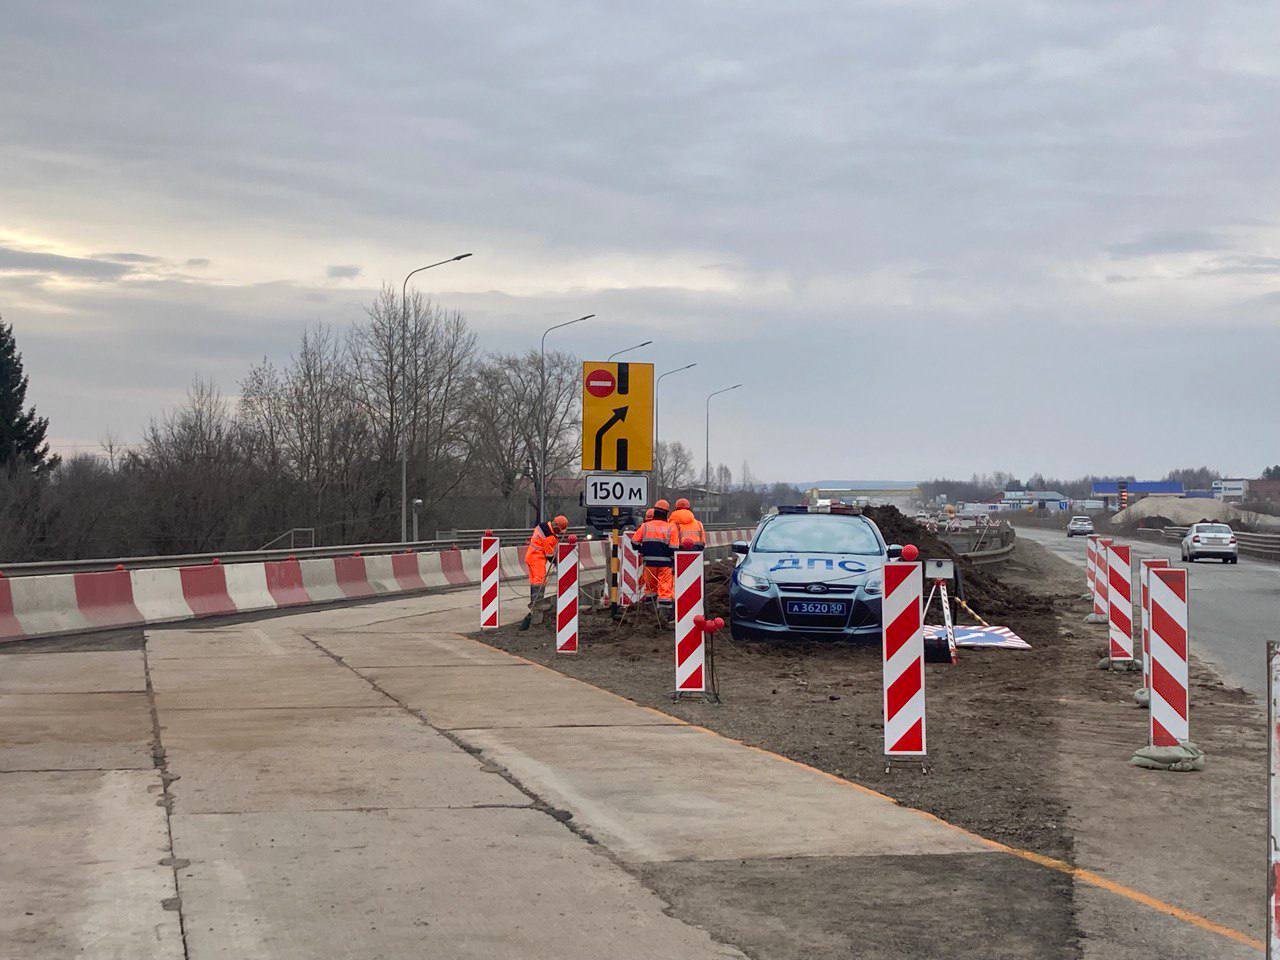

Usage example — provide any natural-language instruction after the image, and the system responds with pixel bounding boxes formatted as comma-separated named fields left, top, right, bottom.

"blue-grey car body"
left=728, top=512, right=891, bottom=642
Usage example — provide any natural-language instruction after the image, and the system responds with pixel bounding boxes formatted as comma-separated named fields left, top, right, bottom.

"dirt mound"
left=862, top=506, right=1049, bottom=620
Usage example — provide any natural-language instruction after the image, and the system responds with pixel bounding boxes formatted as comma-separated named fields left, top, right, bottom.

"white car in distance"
left=1180, top=522, right=1238, bottom=563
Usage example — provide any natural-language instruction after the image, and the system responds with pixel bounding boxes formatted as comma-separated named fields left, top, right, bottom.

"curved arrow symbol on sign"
left=593, top=405, right=628, bottom=470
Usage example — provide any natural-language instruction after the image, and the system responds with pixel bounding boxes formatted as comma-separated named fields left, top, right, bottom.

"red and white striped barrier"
left=1139, top=557, right=1170, bottom=692
left=555, top=538, right=579, bottom=654
left=1088, top=537, right=1111, bottom=622
left=1085, top=535, right=1098, bottom=597
left=673, top=550, right=705, bottom=693
left=882, top=560, right=926, bottom=757
left=1149, top=567, right=1189, bottom=747
left=0, top=528, right=757, bottom=644
left=1268, top=641, right=1280, bottom=956
left=480, top=533, right=500, bottom=630
left=1107, top=543, right=1134, bottom=662
left=619, top=537, right=641, bottom=607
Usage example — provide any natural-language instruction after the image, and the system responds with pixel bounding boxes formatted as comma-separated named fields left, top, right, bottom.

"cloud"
left=1196, top=255, right=1280, bottom=276
left=1106, top=232, right=1230, bottom=259
left=185, top=258, right=211, bottom=268
left=326, top=264, right=361, bottom=279
left=0, top=246, right=133, bottom=280
left=95, top=251, right=162, bottom=264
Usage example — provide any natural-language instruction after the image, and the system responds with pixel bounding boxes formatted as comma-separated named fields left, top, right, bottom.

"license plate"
left=784, top=599, right=850, bottom=618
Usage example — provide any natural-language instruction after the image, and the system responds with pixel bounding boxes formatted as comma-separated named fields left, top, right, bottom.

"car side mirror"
left=887, top=544, right=903, bottom=559
left=732, top=541, right=749, bottom=556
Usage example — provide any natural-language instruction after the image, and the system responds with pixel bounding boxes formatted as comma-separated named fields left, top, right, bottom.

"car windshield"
left=754, top=515, right=882, bottom=554
left=1071, top=517, right=1090, bottom=523
left=1197, top=524, right=1232, bottom=534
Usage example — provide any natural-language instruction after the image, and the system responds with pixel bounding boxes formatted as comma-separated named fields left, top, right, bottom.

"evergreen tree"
left=0, top=315, right=56, bottom=473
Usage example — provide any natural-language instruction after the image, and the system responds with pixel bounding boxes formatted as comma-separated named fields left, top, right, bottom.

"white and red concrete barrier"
left=555, top=537, right=579, bottom=654
left=882, top=549, right=926, bottom=758
left=0, top=528, right=755, bottom=644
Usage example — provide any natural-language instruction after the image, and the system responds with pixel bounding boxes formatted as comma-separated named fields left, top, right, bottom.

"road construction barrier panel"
left=1139, top=558, right=1170, bottom=693
left=1107, top=544, right=1134, bottom=662
left=555, top=539, right=579, bottom=654
left=480, top=534, right=500, bottom=630
left=1268, top=640, right=1280, bottom=957
left=619, top=538, right=641, bottom=607
left=1093, top=537, right=1112, bottom=620
left=882, top=561, right=926, bottom=757
left=0, top=528, right=757, bottom=644
left=674, top=550, right=706, bottom=693
left=1085, top=535, right=1097, bottom=598
left=1149, top=567, right=1189, bottom=747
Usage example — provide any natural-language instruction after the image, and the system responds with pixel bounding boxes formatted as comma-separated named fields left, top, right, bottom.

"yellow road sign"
left=581, top=361, right=653, bottom=471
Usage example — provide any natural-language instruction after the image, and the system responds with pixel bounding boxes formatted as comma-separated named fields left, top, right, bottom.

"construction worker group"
left=518, top=498, right=706, bottom=628
left=631, top=497, right=705, bottom=607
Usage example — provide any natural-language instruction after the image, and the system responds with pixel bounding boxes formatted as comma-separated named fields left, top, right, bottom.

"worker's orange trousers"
left=525, top=550, right=550, bottom=586
left=642, top=565, right=674, bottom=601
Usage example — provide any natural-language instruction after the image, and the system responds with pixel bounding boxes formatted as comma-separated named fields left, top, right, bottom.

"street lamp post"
left=606, top=339, right=653, bottom=361
left=653, top=363, right=696, bottom=489
left=705, top=384, right=742, bottom=489
left=412, top=498, right=423, bottom=542
left=400, top=253, right=472, bottom=542
left=539, top=314, right=594, bottom=522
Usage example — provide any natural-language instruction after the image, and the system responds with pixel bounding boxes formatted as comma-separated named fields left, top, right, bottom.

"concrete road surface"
left=0, top=583, right=1264, bottom=958
left=1018, top=525, right=1277, bottom=700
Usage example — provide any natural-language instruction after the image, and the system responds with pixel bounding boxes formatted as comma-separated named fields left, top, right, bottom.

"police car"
left=728, top=504, right=903, bottom=642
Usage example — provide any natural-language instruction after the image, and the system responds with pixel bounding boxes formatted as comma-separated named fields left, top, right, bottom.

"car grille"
left=776, top=583, right=857, bottom=595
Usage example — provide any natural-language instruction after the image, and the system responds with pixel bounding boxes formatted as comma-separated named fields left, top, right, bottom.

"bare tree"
left=653, top=440, right=694, bottom=494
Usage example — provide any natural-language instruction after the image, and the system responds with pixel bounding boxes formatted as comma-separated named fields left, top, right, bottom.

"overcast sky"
left=2, top=2, right=1277, bottom=482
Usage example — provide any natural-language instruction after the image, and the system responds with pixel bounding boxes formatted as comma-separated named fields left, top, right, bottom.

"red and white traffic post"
left=1267, top=640, right=1280, bottom=957
left=1139, top=557, right=1170, bottom=694
left=673, top=548, right=706, bottom=694
left=555, top=536, right=579, bottom=654
left=480, top=531, right=500, bottom=630
left=1148, top=567, right=1189, bottom=748
left=1087, top=537, right=1111, bottom=623
left=1107, top=543, right=1134, bottom=663
left=882, top=546, right=926, bottom=764
left=1085, top=535, right=1099, bottom=600
left=619, top=537, right=641, bottom=607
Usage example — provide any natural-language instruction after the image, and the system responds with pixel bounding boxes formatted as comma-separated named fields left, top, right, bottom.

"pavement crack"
left=141, top=641, right=192, bottom=960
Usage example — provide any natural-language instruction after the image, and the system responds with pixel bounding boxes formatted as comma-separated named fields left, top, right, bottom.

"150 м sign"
left=585, top=474, right=648, bottom=507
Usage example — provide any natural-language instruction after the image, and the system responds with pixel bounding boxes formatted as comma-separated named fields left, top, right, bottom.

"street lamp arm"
left=538, top=313, right=595, bottom=521
left=607, top=339, right=653, bottom=361
left=402, top=253, right=472, bottom=302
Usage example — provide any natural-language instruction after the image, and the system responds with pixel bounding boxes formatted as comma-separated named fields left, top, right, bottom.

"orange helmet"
left=645, top=508, right=655, bottom=520
left=552, top=515, right=569, bottom=531
left=654, top=499, right=670, bottom=512
left=674, top=498, right=690, bottom=510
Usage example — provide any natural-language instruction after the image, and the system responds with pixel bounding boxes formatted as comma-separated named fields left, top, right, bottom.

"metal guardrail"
left=0, top=522, right=760, bottom=578
left=1135, top=525, right=1280, bottom=561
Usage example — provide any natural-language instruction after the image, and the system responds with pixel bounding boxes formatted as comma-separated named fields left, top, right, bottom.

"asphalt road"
left=1018, top=525, right=1278, bottom=700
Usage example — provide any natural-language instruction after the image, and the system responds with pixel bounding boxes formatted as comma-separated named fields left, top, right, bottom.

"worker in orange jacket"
left=520, top=515, right=568, bottom=629
left=669, top=498, right=706, bottom=551
left=632, top=500, right=678, bottom=604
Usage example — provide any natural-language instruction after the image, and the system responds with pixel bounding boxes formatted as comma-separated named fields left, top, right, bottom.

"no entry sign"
left=585, top=368, right=616, bottom=398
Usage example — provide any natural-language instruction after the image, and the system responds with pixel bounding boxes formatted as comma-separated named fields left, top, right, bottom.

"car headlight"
left=863, top=577, right=882, bottom=597
left=738, top=571, right=771, bottom=592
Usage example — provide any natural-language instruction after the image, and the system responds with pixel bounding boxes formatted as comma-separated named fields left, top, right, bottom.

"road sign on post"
left=581, top=362, right=654, bottom=472
left=584, top=473, right=649, bottom=507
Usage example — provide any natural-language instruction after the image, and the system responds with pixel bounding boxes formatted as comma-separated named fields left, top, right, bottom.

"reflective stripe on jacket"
left=633, top=518, right=677, bottom=566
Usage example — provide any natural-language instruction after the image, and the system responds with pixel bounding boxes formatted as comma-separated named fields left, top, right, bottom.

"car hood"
left=743, top=551, right=884, bottom=586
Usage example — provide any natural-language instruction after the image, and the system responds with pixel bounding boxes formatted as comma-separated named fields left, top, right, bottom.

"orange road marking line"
left=476, top=638, right=1263, bottom=953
